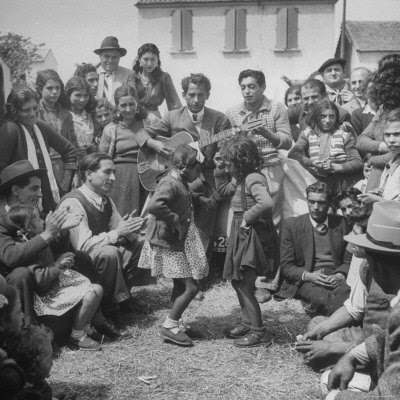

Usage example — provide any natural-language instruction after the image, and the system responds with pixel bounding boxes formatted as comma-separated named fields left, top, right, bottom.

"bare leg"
left=73, top=284, right=103, bottom=331
left=169, top=278, right=198, bottom=321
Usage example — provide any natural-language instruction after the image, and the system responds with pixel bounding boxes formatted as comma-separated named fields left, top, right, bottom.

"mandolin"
left=137, top=118, right=265, bottom=191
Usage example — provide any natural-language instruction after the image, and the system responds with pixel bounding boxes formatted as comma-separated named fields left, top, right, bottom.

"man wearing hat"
left=94, top=36, right=134, bottom=106
left=318, top=58, right=355, bottom=106
left=321, top=200, right=400, bottom=399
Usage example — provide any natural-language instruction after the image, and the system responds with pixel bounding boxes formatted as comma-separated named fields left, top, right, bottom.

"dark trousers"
left=296, top=280, right=351, bottom=317
left=6, top=267, right=37, bottom=326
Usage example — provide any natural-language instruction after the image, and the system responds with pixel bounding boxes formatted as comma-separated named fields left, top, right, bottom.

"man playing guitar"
left=140, top=73, right=231, bottom=253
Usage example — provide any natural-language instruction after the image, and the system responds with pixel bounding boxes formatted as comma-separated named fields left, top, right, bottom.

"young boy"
left=358, top=108, right=400, bottom=205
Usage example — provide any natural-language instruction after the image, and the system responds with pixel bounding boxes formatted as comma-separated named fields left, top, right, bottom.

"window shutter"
left=236, top=9, right=247, bottom=50
left=287, top=8, right=298, bottom=49
left=172, top=10, right=182, bottom=51
left=225, top=9, right=235, bottom=51
left=181, top=10, right=193, bottom=51
left=276, top=7, right=288, bottom=49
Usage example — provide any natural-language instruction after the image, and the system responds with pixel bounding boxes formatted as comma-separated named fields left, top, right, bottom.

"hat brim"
left=318, top=59, right=346, bottom=73
left=0, top=168, right=46, bottom=195
left=344, top=233, right=400, bottom=254
left=94, top=47, right=127, bottom=57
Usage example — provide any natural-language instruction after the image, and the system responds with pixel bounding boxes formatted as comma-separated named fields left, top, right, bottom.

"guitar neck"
left=198, top=119, right=264, bottom=148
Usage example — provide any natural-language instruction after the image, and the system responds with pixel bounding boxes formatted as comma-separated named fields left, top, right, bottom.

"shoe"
left=233, top=332, right=272, bottom=348
left=194, top=290, right=205, bottom=302
left=178, top=321, right=202, bottom=339
left=223, top=324, right=251, bottom=339
left=68, top=335, right=101, bottom=351
left=254, top=288, right=272, bottom=303
left=160, top=327, right=193, bottom=347
left=95, top=320, right=132, bottom=340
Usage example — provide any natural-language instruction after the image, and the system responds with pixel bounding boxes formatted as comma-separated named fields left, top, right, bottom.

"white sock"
left=163, top=317, right=180, bottom=334
left=71, top=329, right=86, bottom=341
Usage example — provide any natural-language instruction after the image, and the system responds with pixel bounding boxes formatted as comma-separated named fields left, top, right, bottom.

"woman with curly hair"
left=289, top=99, right=363, bottom=193
left=0, top=86, right=77, bottom=212
left=131, top=43, right=181, bottom=125
left=213, top=136, right=278, bottom=348
left=357, top=53, right=400, bottom=190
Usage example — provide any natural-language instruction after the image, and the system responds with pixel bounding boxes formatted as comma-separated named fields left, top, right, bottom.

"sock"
left=84, top=324, right=94, bottom=335
left=71, top=329, right=86, bottom=341
left=251, top=325, right=266, bottom=337
left=163, top=317, right=180, bottom=334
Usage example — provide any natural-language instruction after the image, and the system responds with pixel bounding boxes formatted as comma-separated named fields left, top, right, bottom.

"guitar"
left=137, top=118, right=265, bottom=191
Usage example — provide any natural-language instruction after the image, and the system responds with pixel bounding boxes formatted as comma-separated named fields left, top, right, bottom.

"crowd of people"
left=0, top=34, right=399, bottom=399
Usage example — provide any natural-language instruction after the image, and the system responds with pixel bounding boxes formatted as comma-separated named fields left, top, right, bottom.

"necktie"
left=315, top=223, right=328, bottom=234
left=103, top=73, right=110, bottom=100
left=192, top=113, right=197, bottom=123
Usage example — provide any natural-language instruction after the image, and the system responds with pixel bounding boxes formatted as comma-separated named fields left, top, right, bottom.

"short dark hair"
left=181, top=73, right=211, bottom=93
left=238, top=69, right=266, bottom=87
left=5, top=86, right=39, bottom=123
left=385, top=108, right=400, bottom=123
left=78, top=153, right=112, bottom=182
left=336, top=187, right=362, bottom=203
left=301, top=78, right=327, bottom=98
left=74, top=63, right=97, bottom=78
left=306, top=181, right=331, bottom=203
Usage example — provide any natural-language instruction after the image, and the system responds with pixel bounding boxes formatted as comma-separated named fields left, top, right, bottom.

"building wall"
left=358, top=51, right=399, bottom=71
left=137, top=3, right=337, bottom=111
left=31, top=50, right=58, bottom=74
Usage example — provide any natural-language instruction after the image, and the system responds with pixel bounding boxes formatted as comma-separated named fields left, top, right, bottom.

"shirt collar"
left=80, top=183, right=107, bottom=210
left=363, top=103, right=377, bottom=116
left=187, top=107, right=205, bottom=123
left=99, top=66, right=115, bottom=77
left=325, top=80, right=350, bottom=95
left=309, top=215, right=328, bottom=228
left=239, top=95, right=271, bottom=114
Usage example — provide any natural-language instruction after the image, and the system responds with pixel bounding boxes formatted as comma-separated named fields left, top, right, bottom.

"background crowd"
left=0, top=34, right=399, bottom=400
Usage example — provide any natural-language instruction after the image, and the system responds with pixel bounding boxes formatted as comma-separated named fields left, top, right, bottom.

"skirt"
left=223, top=213, right=278, bottom=281
left=110, top=162, right=147, bottom=216
left=138, top=222, right=209, bottom=280
left=34, top=269, right=92, bottom=316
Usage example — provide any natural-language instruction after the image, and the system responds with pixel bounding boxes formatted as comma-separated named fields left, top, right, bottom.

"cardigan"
left=145, top=171, right=193, bottom=251
left=130, top=71, right=182, bottom=114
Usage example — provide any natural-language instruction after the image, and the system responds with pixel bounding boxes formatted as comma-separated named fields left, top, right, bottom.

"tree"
left=0, top=32, right=45, bottom=84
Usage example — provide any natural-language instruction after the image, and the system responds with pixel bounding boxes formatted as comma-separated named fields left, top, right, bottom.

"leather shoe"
left=233, top=332, right=272, bottom=348
left=68, top=335, right=101, bottom=351
left=160, top=327, right=193, bottom=347
left=223, top=324, right=251, bottom=339
left=95, top=320, right=131, bottom=340
left=254, top=288, right=272, bottom=303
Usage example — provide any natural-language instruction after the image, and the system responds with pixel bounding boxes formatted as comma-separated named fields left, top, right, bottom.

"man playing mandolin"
left=226, top=69, right=292, bottom=303
left=140, top=73, right=231, bottom=253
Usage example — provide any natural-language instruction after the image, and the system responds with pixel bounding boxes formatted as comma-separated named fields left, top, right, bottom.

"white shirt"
left=59, top=183, right=121, bottom=258
left=187, top=108, right=205, bottom=134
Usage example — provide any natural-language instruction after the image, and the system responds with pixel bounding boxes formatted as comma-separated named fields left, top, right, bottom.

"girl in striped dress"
left=289, top=99, right=363, bottom=193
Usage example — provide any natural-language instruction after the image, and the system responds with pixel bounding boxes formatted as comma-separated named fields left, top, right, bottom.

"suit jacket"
left=278, top=213, right=351, bottom=299
left=335, top=300, right=400, bottom=400
left=137, top=106, right=231, bottom=188
left=96, top=66, right=134, bottom=106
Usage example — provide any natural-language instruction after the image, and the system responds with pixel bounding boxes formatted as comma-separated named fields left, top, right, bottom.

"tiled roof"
left=345, top=21, right=400, bottom=52
left=136, top=0, right=337, bottom=7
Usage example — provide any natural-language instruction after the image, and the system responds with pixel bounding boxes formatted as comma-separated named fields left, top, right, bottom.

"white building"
left=30, top=48, right=58, bottom=74
left=135, top=0, right=339, bottom=110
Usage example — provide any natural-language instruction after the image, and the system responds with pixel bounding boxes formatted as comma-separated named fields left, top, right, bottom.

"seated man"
left=59, top=153, right=145, bottom=322
left=275, top=182, right=351, bottom=316
left=321, top=200, right=400, bottom=400
left=142, top=73, right=231, bottom=252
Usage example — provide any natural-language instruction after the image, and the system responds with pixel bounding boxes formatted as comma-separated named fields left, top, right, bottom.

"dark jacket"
left=278, top=213, right=351, bottom=299
left=145, top=172, right=193, bottom=251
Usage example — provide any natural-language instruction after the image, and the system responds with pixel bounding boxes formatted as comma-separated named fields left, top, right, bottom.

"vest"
left=61, top=189, right=112, bottom=236
left=359, top=262, right=395, bottom=339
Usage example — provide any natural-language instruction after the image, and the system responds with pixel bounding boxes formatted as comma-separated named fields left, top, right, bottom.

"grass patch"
left=49, top=281, right=321, bottom=400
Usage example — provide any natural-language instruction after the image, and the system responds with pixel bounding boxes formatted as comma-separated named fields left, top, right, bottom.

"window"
left=276, top=7, right=299, bottom=50
left=172, top=9, right=193, bottom=52
left=224, top=9, right=247, bottom=52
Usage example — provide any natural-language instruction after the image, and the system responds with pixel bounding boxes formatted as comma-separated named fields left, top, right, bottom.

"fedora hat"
left=94, top=36, right=127, bottom=57
left=318, top=57, right=346, bottom=73
left=344, top=201, right=400, bottom=254
left=0, top=160, right=46, bottom=195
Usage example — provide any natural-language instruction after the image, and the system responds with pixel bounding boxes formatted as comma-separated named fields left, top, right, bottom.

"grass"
left=49, top=280, right=322, bottom=400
